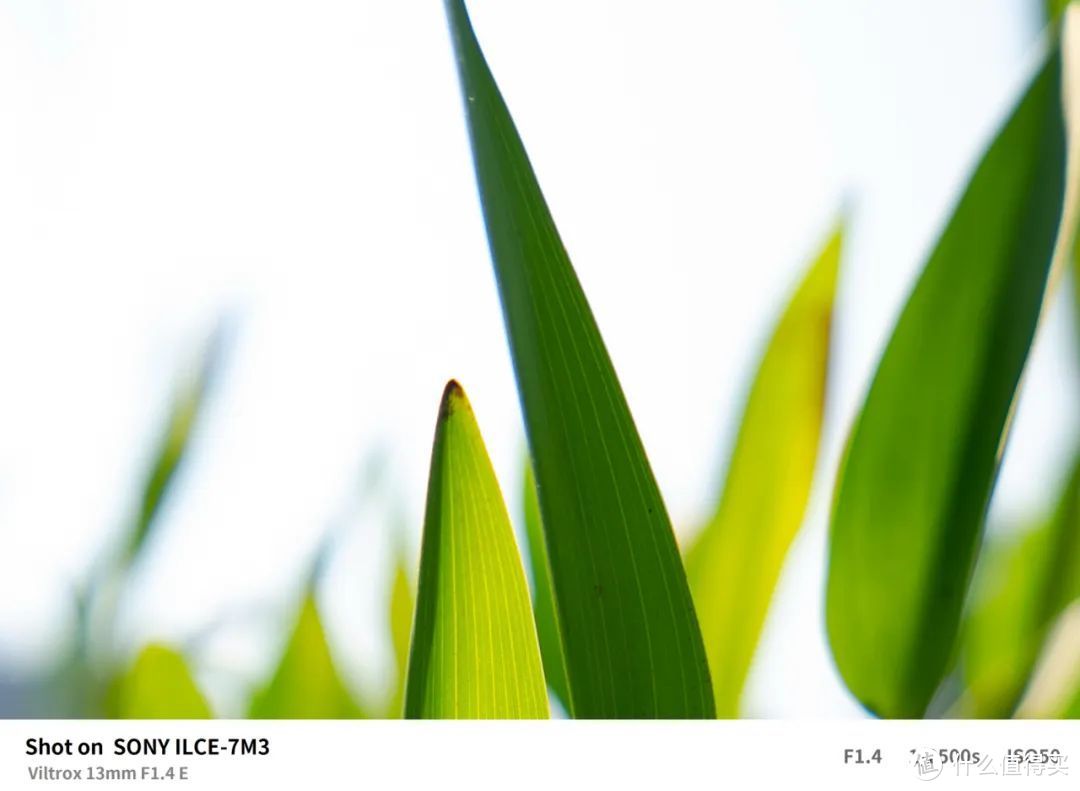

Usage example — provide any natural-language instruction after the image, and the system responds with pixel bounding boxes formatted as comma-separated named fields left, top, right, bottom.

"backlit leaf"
left=404, top=381, right=548, bottom=719
left=827, top=47, right=1070, bottom=718
left=385, top=545, right=414, bottom=718
left=685, top=226, right=841, bottom=717
left=109, top=644, right=211, bottom=719
left=961, top=455, right=1080, bottom=716
left=443, top=0, right=714, bottom=718
left=248, top=594, right=362, bottom=719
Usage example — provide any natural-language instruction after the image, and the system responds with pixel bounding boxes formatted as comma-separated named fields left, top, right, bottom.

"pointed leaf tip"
left=405, top=381, right=549, bottom=719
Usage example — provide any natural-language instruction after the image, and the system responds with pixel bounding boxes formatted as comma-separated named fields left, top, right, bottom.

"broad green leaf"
left=125, top=323, right=227, bottom=565
left=109, top=644, right=211, bottom=719
left=404, top=381, right=548, bottom=719
left=685, top=227, right=841, bottom=717
left=443, top=0, right=713, bottom=718
left=385, top=545, right=414, bottom=718
left=522, top=460, right=570, bottom=712
left=827, top=48, right=1070, bottom=718
left=962, top=455, right=1080, bottom=717
left=249, top=594, right=362, bottom=719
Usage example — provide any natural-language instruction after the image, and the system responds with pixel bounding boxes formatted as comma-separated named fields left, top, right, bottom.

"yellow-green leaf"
left=443, top=0, right=713, bottom=718
left=827, top=47, right=1070, bottom=718
left=961, top=455, right=1080, bottom=716
left=404, top=381, right=548, bottom=719
left=248, top=595, right=362, bottom=719
left=685, top=226, right=841, bottom=717
left=109, top=644, right=211, bottom=719
left=522, top=460, right=570, bottom=712
left=385, top=545, right=415, bottom=718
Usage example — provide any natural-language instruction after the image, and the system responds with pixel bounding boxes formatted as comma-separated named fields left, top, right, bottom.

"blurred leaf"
left=827, top=48, right=1070, bottom=718
left=1050, top=0, right=1072, bottom=24
left=405, top=382, right=548, bottom=719
left=249, top=595, right=362, bottom=719
left=385, top=545, right=414, bottom=718
left=444, top=0, right=713, bottom=718
left=109, top=644, right=211, bottom=718
left=962, top=456, right=1080, bottom=716
left=685, top=227, right=841, bottom=717
left=1016, top=601, right=1080, bottom=717
left=522, top=460, right=570, bottom=712
left=124, top=323, right=227, bottom=566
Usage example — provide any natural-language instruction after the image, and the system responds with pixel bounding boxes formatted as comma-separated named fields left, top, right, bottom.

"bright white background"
left=0, top=0, right=1077, bottom=717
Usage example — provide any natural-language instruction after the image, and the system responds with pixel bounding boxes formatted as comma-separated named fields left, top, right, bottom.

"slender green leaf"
left=248, top=594, right=362, bottom=719
left=443, top=0, right=713, bottom=718
left=125, top=324, right=226, bottom=565
left=109, top=644, right=211, bottom=719
left=961, top=455, right=1080, bottom=716
left=522, top=460, right=570, bottom=712
left=404, top=381, right=548, bottom=719
left=385, top=544, right=414, bottom=718
left=827, top=48, right=1069, bottom=718
left=685, top=227, right=841, bottom=717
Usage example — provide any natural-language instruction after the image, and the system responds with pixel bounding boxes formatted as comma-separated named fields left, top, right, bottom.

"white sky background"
left=0, top=0, right=1077, bottom=717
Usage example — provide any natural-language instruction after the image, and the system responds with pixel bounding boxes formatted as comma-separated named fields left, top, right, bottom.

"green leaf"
left=109, top=644, right=212, bottom=719
left=248, top=594, right=362, bottom=719
left=522, top=460, right=570, bottom=712
left=685, top=227, right=841, bottom=717
left=443, top=0, right=713, bottom=718
left=826, top=49, right=1069, bottom=718
left=1015, top=601, right=1080, bottom=717
left=404, top=381, right=548, bottom=719
left=961, top=455, right=1080, bottom=717
left=385, top=545, right=415, bottom=718
left=125, top=323, right=227, bottom=565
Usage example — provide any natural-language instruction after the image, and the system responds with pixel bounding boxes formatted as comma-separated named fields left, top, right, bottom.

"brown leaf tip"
left=440, top=379, right=469, bottom=418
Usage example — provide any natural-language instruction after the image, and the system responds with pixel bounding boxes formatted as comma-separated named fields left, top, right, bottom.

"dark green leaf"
left=522, top=460, right=570, bottom=712
left=827, top=50, right=1068, bottom=718
left=443, top=0, right=714, bottom=718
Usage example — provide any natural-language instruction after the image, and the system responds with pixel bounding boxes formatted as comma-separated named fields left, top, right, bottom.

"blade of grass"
left=443, top=0, right=713, bottom=718
left=404, top=381, right=548, bottom=719
left=685, top=226, right=841, bottom=717
left=248, top=594, right=363, bottom=719
left=108, top=644, right=211, bottom=718
left=827, top=42, right=1073, bottom=717
left=522, top=460, right=569, bottom=712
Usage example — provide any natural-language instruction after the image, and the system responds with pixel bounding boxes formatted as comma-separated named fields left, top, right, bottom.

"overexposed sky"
left=0, top=0, right=1076, bottom=717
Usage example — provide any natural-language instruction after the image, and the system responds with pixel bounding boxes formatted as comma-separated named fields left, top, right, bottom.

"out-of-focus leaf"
left=522, top=460, right=570, bottom=712
left=385, top=545, right=414, bottom=718
left=249, top=594, right=362, bottom=719
left=404, top=382, right=548, bottom=719
left=1050, top=0, right=1072, bottom=24
left=962, top=456, right=1080, bottom=716
left=1016, top=601, right=1080, bottom=717
left=827, top=47, right=1070, bottom=718
left=125, top=323, right=227, bottom=565
left=685, top=227, right=841, bottom=717
left=443, top=0, right=713, bottom=718
left=109, top=644, right=211, bottom=719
